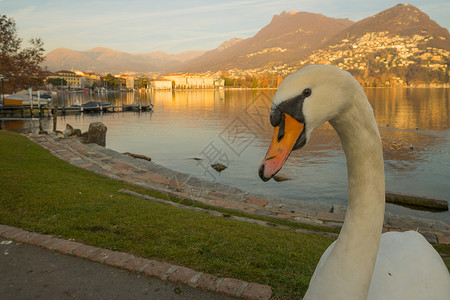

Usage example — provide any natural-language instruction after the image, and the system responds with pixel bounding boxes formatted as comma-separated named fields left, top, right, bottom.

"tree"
left=261, top=74, right=269, bottom=88
left=136, top=76, right=149, bottom=89
left=103, top=74, right=119, bottom=89
left=0, top=15, right=46, bottom=93
left=47, top=78, right=67, bottom=87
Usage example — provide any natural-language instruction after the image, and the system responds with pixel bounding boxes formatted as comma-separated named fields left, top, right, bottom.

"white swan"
left=258, top=65, right=450, bottom=300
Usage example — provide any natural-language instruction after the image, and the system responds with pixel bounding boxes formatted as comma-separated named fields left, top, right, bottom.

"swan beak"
left=259, top=114, right=304, bottom=181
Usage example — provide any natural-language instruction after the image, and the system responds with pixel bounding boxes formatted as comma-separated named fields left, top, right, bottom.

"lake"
left=5, top=88, right=450, bottom=224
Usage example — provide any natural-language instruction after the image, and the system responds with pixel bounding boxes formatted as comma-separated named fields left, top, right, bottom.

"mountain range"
left=43, top=4, right=450, bottom=76
left=44, top=47, right=206, bottom=74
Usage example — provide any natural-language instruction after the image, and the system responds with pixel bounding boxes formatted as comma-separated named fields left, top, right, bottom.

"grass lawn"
left=0, top=130, right=448, bottom=299
left=0, top=130, right=334, bottom=299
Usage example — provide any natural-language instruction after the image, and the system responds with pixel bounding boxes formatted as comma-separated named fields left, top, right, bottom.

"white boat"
left=2, top=88, right=52, bottom=107
left=3, top=94, right=51, bottom=107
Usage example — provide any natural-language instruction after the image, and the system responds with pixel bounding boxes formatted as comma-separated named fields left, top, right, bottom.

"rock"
left=79, top=131, right=89, bottom=143
left=123, top=152, right=151, bottom=161
left=50, top=131, right=65, bottom=140
left=273, top=174, right=291, bottom=182
left=245, top=197, right=269, bottom=207
left=87, top=122, right=107, bottom=146
left=436, top=234, right=450, bottom=245
left=72, top=128, right=82, bottom=137
left=420, top=232, right=437, bottom=244
left=211, top=163, right=227, bottom=172
left=331, top=204, right=347, bottom=215
left=63, top=123, right=74, bottom=137
left=385, top=192, right=448, bottom=211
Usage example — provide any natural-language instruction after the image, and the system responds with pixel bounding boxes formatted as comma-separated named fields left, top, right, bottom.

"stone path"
left=0, top=226, right=264, bottom=300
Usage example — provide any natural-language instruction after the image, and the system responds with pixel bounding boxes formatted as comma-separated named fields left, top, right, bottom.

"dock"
left=0, top=104, right=52, bottom=119
left=1, top=103, right=153, bottom=119
left=58, top=104, right=153, bottom=115
left=122, top=104, right=153, bottom=112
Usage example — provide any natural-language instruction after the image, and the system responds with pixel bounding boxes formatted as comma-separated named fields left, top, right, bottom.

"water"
left=5, top=88, right=450, bottom=224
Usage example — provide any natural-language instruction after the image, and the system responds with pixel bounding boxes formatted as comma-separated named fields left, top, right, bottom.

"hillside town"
left=213, top=31, right=450, bottom=87
left=295, top=31, right=450, bottom=86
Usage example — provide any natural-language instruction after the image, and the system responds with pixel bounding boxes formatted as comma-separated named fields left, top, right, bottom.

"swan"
left=258, top=65, right=450, bottom=300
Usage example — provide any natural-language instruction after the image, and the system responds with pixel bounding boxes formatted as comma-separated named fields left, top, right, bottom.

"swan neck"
left=334, top=105, right=386, bottom=297
left=305, top=101, right=385, bottom=300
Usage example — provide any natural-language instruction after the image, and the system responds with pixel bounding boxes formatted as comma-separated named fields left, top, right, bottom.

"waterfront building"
left=150, top=79, right=172, bottom=90
left=162, top=73, right=218, bottom=89
left=79, top=72, right=103, bottom=88
left=47, top=70, right=86, bottom=89
left=126, top=76, right=135, bottom=90
left=113, top=74, right=134, bottom=90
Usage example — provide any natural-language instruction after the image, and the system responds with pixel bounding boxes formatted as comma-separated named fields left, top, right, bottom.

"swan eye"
left=302, top=88, right=312, bottom=98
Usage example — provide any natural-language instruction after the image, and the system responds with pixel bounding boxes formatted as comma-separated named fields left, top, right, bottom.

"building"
left=163, top=74, right=187, bottom=89
left=126, top=76, right=135, bottom=90
left=162, top=74, right=217, bottom=89
left=112, top=75, right=135, bottom=90
left=47, top=70, right=85, bottom=88
left=214, top=78, right=225, bottom=88
left=80, top=72, right=103, bottom=88
left=150, top=79, right=172, bottom=90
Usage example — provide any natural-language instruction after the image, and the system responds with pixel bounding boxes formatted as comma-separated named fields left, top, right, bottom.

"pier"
left=0, top=103, right=153, bottom=119
left=59, top=103, right=153, bottom=114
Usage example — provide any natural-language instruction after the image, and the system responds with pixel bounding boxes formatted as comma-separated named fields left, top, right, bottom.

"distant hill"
left=179, top=12, right=354, bottom=72
left=43, top=47, right=206, bottom=73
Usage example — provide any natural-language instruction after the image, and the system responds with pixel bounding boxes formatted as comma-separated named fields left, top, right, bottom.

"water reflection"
left=12, top=88, right=450, bottom=224
left=54, top=91, right=154, bottom=107
left=367, top=88, right=450, bottom=130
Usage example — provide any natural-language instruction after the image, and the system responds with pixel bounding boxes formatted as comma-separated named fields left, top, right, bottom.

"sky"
left=2, top=0, right=449, bottom=55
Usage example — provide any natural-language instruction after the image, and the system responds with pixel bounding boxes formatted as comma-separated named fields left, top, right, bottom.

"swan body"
left=369, top=231, right=450, bottom=300
left=258, top=65, right=450, bottom=300
left=314, top=230, right=450, bottom=300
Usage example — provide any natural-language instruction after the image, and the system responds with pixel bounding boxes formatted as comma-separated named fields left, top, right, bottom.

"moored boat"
left=3, top=94, right=51, bottom=107
left=64, top=101, right=113, bottom=113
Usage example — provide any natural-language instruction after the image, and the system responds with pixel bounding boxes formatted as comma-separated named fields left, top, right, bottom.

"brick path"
left=0, top=224, right=272, bottom=300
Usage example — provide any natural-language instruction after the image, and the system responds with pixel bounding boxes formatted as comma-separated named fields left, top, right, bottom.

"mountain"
left=44, top=47, right=206, bottom=73
left=296, top=4, right=450, bottom=86
left=325, top=4, right=450, bottom=50
left=179, top=12, right=354, bottom=72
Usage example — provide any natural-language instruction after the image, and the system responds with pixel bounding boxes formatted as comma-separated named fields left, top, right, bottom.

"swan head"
left=258, top=65, right=358, bottom=181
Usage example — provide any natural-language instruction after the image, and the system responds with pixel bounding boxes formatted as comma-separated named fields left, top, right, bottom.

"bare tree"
left=0, top=15, right=46, bottom=94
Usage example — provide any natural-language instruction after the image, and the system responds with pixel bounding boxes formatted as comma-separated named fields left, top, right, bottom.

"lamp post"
left=0, top=75, right=8, bottom=121
left=0, top=75, right=4, bottom=105
left=0, top=76, right=9, bottom=100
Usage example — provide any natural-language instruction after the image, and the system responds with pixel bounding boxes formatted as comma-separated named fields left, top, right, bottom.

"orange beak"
left=259, top=114, right=304, bottom=181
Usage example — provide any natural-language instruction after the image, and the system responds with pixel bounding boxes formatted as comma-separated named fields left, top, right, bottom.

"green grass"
left=0, top=130, right=333, bottom=299
left=1, top=130, right=448, bottom=299
left=169, top=196, right=340, bottom=235
left=434, top=244, right=450, bottom=269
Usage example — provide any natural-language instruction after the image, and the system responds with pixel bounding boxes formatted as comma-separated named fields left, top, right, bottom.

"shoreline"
left=27, top=133, right=450, bottom=244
